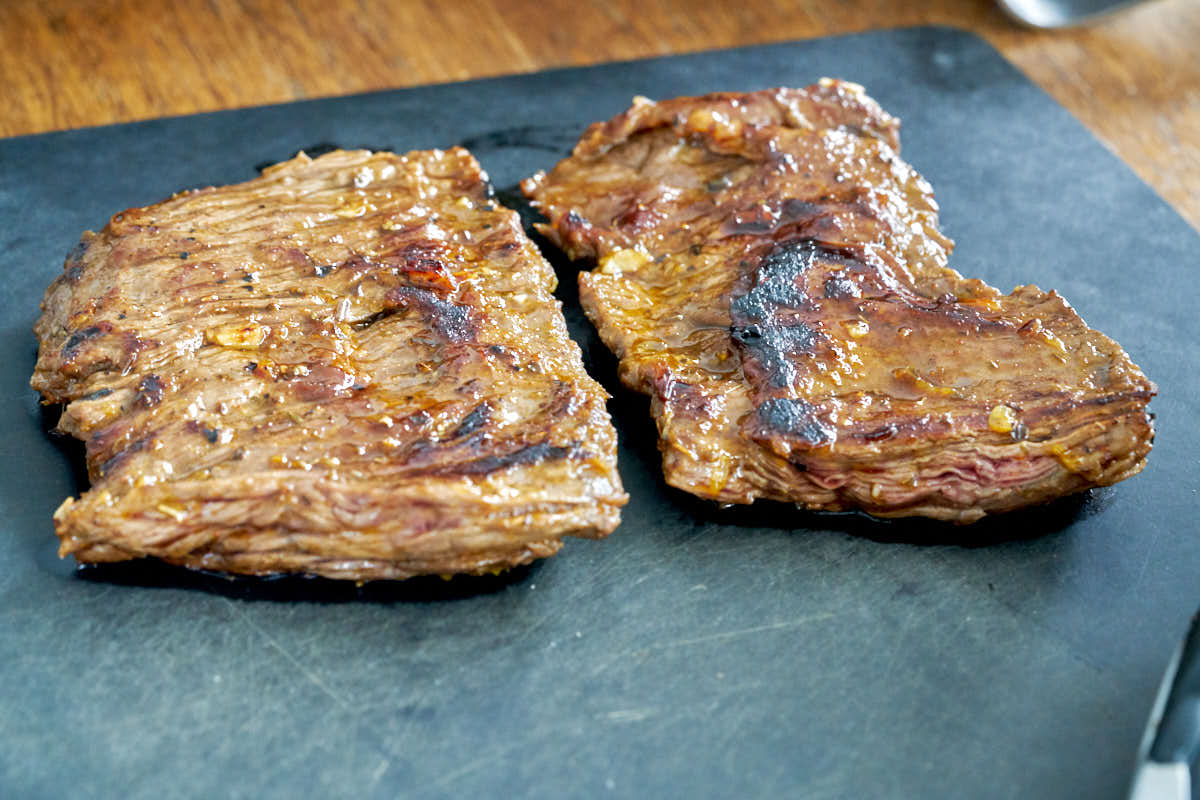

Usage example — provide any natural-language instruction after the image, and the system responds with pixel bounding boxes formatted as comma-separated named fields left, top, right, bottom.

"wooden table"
left=3, top=0, right=1196, bottom=230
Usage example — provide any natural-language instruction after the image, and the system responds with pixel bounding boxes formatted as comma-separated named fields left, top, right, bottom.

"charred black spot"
left=96, top=434, right=149, bottom=478
left=730, top=239, right=869, bottom=389
left=730, top=321, right=817, bottom=351
left=354, top=309, right=397, bottom=331
left=314, top=265, right=334, bottom=277
left=134, top=374, right=164, bottom=408
left=388, top=287, right=477, bottom=342
left=80, top=388, right=113, bottom=402
left=730, top=322, right=817, bottom=388
left=62, top=325, right=108, bottom=359
left=186, top=420, right=221, bottom=443
left=179, top=252, right=189, bottom=260
left=62, top=239, right=90, bottom=282
left=731, top=239, right=829, bottom=320
left=448, top=442, right=575, bottom=476
left=757, top=399, right=834, bottom=446
left=451, top=403, right=492, bottom=439
left=246, top=362, right=258, bottom=372
left=66, top=237, right=90, bottom=262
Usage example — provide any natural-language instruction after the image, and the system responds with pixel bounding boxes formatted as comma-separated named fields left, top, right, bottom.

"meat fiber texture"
left=33, top=148, right=627, bottom=579
left=523, top=82, right=1155, bottom=522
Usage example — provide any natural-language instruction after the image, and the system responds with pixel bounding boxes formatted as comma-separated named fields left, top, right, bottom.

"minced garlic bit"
left=687, top=108, right=741, bottom=140
left=207, top=324, right=268, bottom=349
left=988, top=404, right=1019, bottom=434
left=336, top=193, right=372, bottom=218
left=819, top=77, right=865, bottom=94
left=156, top=503, right=188, bottom=522
left=598, top=248, right=651, bottom=276
left=845, top=320, right=870, bottom=338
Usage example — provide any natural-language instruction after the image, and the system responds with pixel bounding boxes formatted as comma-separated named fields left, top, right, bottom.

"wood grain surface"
left=2, top=0, right=1196, bottom=229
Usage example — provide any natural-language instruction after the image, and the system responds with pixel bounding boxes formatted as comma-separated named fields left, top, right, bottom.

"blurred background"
left=2, top=0, right=1195, bottom=226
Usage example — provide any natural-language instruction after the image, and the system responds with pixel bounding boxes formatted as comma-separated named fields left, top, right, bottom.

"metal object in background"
left=1129, top=610, right=1200, bottom=800
left=1000, top=0, right=1150, bottom=28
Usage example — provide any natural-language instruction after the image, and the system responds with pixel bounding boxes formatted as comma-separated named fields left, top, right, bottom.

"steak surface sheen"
left=33, top=148, right=626, bottom=578
left=523, top=82, right=1155, bottom=522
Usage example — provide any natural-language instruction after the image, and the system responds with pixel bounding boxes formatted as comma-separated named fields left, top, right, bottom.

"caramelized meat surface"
left=523, top=83, right=1155, bottom=522
left=33, top=148, right=626, bottom=578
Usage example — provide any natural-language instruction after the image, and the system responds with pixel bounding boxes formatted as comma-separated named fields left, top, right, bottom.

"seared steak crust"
left=33, top=148, right=626, bottom=578
left=523, top=83, right=1155, bottom=522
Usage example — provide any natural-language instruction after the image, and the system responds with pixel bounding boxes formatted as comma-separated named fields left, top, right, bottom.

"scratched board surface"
left=1, top=27, right=1198, bottom=800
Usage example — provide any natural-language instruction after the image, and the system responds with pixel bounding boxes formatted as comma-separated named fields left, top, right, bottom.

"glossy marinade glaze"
left=33, top=148, right=626, bottom=578
left=523, top=82, right=1155, bottom=522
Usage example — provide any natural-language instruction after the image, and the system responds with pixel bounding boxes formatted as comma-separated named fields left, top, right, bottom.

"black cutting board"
left=1, top=27, right=1197, bottom=800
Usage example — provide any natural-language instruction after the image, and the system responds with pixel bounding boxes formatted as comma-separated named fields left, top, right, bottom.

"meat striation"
left=523, top=83, right=1155, bottom=522
left=33, top=148, right=627, bottom=578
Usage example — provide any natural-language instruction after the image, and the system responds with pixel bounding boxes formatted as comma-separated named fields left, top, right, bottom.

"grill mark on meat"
left=451, top=402, right=492, bottom=439
left=386, top=286, right=478, bottom=342
left=754, top=399, right=835, bottom=446
left=732, top=240, right=829, bottom=316
left=353, top=308, right=396, bottom=330
left=61, top=324, right=110, bottom=359
left=95, top=433, right=150, bottom=478
left=730, top=323, right=818, bottom=389
left=731, top=240, right=856, bottom=393
left=433, top=441, right=577, bottom=477
left=64, top=236, right=92, bottom=283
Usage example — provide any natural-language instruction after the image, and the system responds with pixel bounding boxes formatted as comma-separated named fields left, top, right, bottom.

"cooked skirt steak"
left=523, top=82, right=1155, bottom=522
left=33, top=148, right=627, bottom=579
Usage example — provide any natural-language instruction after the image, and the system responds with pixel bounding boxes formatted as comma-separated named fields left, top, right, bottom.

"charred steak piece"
left=523, top=83, right=1155, bottom=522
left=33, top=148, right=627, bottom=579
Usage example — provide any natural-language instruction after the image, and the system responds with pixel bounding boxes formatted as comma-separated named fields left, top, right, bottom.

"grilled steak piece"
left=523, top=82, right=1155, bottom=522
left=33, top=148, right=626, bottom=579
